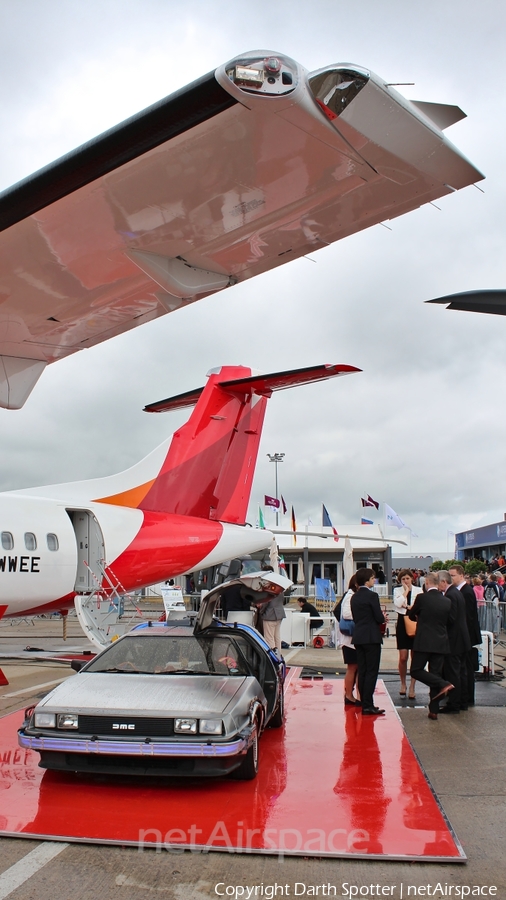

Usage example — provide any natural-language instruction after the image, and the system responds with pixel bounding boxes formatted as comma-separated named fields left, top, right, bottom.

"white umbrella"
left=343, top=536, right=354, bottom=591
left=297, top=557, right=305, bottom=584
left=269, top=538, right=280, bottom=574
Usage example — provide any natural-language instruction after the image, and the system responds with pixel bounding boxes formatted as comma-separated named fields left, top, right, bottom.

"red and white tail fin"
left=97, top=364, right=360, bottom=524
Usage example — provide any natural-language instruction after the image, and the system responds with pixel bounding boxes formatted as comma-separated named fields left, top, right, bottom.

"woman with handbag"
left=338, top=574, right=361, bottom=706
left=393, top=568, right=422, bottom=698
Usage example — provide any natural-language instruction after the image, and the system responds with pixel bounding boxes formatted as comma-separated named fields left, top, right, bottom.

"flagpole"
left=304, top=525, right=309, bottom=596
left=267, top=452, right=285, bottom=527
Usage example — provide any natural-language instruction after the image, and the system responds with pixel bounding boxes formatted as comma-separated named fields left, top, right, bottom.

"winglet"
left=411, top=101, right=466, bottom=130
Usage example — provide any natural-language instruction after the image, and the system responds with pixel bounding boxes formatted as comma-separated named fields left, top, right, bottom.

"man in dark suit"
left=220, top=571, right=251, bottom=619
left=408, top=572, right=455, bottom=719
left=297, top=598, right=324, bottom=629
left=351, top=567, right=385, bottom=715
left=448, top=565, right=482, bottom=707
left=437, top=571, right=471, bottom=713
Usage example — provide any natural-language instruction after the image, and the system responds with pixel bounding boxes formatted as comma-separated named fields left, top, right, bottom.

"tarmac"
left=1, top=615, right=506, bottom=898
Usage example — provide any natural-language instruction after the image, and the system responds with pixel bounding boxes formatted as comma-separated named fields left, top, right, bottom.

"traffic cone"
left=0, top=668, right=9, bottom=686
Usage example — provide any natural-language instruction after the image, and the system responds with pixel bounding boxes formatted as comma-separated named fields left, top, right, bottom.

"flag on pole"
left=281, top=495, right=287, bottom=515
left=264, top=494, right=280, bottom=509
left=291, top=506, right=297, bottom=545
left=258, top=507, right=265, bottom=529
left=322, top=504, right=339, bottom=542
left=385, top=503, right=406, bottom=529
left=361, top=495, right=379, bottom=509
left=361, top=517, right=374, bottom=525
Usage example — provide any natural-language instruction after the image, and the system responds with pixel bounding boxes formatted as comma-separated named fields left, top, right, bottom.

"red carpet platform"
left=0, top=674, right=465, bottom=861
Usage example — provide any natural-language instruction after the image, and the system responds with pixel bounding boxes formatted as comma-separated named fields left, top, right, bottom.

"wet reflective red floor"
left=0, top=675, right=464, bottom=860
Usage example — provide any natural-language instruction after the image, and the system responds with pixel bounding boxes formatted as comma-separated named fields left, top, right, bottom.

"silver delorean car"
left=18, top=572, right=290, bottom=780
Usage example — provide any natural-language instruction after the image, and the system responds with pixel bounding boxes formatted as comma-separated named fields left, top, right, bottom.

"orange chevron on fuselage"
left=94, top=479, right=155, bottom=509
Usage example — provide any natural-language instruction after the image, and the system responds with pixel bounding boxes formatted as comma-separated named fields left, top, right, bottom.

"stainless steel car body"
left=18, top=572, right=289, bottom=778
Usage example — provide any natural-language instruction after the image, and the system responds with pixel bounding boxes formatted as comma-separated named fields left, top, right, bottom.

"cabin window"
left=24, top=532, right=37, bottom=551
left=1, top=532, right=14, bottom=550
left=47, top=533, right=59, bottom=551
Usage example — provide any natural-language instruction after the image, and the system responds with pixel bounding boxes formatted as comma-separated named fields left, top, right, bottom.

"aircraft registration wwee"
left=0, top=50, right=483, bottom=408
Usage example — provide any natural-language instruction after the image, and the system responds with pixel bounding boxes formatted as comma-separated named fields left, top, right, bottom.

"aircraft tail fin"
left=96, top=364, right=359, bottom=524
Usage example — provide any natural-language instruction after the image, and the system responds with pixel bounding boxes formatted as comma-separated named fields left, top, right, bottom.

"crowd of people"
left=392, top=565, right=506, bottom=600
left=337, top=564, right=485, bottom=720
left=217, top=559, right=500, bottom=719
left=392, top=565, right=505, bottom=635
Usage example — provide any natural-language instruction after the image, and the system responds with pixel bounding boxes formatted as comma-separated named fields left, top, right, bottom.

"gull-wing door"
left=194, top=570, right=292, bottom=634
left=0, top=49, right=483, bottom=407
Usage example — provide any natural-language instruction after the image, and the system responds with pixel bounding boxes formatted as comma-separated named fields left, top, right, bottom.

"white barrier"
left=477, top=631, right=494, bottom=675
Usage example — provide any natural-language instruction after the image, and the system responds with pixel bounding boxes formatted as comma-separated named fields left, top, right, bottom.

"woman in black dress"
left=393, top=568, right=422, bottom=698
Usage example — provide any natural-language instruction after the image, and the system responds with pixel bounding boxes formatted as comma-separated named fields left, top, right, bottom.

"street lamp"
left=267, top=452, right=285, bottom=526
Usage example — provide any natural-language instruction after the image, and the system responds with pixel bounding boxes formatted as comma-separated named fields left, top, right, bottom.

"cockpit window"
left=1, top=532, right=14, bottom=550
left=24, top=532, right=37, bottom=551
left=308, top=68, right=369, bottom=119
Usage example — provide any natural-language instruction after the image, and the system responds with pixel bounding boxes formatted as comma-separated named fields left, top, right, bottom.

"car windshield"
left=85, top=634, right=250, bottom=676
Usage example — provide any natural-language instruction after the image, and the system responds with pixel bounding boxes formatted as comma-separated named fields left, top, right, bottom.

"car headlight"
left=174, top=718, right=197, bottom=734
left=34, top=712, right=56, bottom=728
left=199, top=719, right=223, bottom=735
left=57, top=713, right=78, bottom=729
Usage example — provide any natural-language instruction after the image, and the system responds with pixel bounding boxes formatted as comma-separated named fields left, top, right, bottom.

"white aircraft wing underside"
left=0, top=50, right=483, bottom=407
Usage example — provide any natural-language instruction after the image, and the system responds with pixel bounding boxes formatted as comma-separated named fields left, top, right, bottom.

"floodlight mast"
left=267, top=452, right=285, bottom=527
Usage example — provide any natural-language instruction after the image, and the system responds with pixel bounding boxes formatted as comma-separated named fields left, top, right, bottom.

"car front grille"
left=76, top=715, right=174, bottom=737
left=62, top=753, right=196, bottom=774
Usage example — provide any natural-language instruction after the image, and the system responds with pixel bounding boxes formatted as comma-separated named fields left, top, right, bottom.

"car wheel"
left=269, top=687, right=284, bottom=728
left=231, top=722, right=259, bottom=780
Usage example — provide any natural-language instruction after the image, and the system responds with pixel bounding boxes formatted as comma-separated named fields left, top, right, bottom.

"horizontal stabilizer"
left=145, top=363, right=360, bottom=413
left=144, top=385, right=205, bottom=413
left=427, top=290, right=506, bottom=316
left=411, top=101, right=466, bottom=130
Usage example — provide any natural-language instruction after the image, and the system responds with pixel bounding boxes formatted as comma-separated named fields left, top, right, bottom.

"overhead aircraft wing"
left=0, top=50, right=484, bottom=408
left=427, top=290, right=506, bottom=316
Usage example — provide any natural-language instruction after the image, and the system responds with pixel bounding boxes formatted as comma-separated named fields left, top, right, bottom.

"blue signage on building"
left=456, top=521, right=506, bottom=550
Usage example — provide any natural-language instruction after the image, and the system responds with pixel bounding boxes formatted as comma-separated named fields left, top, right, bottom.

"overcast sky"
left=0, top=0, right=504, bottom=554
